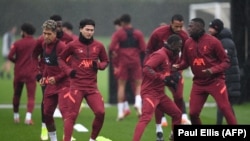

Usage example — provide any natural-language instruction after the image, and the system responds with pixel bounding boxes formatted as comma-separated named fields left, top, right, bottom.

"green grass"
left=0, top=36, right=249, bottom=141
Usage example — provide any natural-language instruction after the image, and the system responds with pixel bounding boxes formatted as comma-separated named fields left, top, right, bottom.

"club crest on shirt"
left=77, top=49, right=83, bottom=53
left=203, top=45, right=207, bottom=52
left=93, top=46, right=96, bottom=53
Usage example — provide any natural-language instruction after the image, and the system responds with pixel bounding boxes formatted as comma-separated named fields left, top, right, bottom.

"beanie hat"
left=209, top=19, right=224, bottom=33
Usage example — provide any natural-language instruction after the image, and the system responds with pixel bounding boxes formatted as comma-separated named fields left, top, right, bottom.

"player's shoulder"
left=133, top=28, right=145, bottom=36
left=62, top=32, right=73, bottom=42
left=184, top=37, right=194, bottom=45
left=179, top=30, right=189, bottom=38
left=154, top=25, right=170, bottom=33
left=13, top=38, right=23, bottom=44
left=115, top=28, right=125, bottom=34
left=150, top=25, right=170, bottom=38
left=149, top=50, right=167, bottom=63
left=93, top=39, right=105, bottom=47
left=36, top=35, right=44, bottom=42
left=152, top=47, right=166, bottom=56
left=66, top=39, right=80, bottom=47
left=203, top=34, right=220, bottom=43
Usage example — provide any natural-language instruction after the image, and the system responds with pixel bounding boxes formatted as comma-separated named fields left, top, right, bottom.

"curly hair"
left=42, top=19, right=57, bottom=32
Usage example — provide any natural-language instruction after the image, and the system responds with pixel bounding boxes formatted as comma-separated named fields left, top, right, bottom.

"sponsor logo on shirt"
left=78, top=59, right=93, bottom=68
left=193, top=58, right=205, bottom=66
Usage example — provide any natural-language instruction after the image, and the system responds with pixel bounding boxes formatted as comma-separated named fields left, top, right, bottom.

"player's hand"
left=111, top=51, right=117, bottom=58
left=202, top=69, right=212, bottom=75
left=39, top=77, right=46, bottom=86
left=172, top=64, right=179, bottom=71
left=69, top=70, right=76, bottom=78
left=47, top=77, right=56, bottom=85
left=164, top=75, right=177, bottom=91
left=36, top=74, right=42, bottom=82
left=92, top=61, right=98, bottom=69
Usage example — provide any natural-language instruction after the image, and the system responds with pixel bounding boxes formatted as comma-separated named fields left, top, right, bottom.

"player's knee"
left=43, top=110, right=53, bottom=118
left=172, top=109, right=182, bottom=119
left=189, top=110, right=199, bottom=119
left=70, top=111, right=79, bottom=120
left=174, top=97, right=183, bottom=104
left=94, top=110, right=105, bottom=119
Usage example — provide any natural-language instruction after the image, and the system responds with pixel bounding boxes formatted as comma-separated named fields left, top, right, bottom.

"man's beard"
left=56, top=31, right=63, bottom=39
left=190, top=30, right=205, bottom=41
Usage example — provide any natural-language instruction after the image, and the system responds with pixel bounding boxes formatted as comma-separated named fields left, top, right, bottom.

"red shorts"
left=116, top=60, right=142, bottom=80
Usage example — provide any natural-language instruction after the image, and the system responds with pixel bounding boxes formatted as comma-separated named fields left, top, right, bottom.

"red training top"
left=141, top=47, right=173, bottom=96
left=58, top=39, right=109, bottom=90
left=146, top=25, right=188, bottom=56
left=109, top=26, right=146, bottom=65
left=8, top=35, right=37, bottom=81
left=178, top=34, right=230, bottom=85
left=42, top=39, right=69, bottom=96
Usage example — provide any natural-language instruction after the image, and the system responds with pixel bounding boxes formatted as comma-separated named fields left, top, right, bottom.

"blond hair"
left=42, top=19, right=57, bottom=32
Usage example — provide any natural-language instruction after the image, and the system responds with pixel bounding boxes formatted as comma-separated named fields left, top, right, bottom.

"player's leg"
left=85, top=91, right=105, bottom=141
left=62, top=89, right=83, bottom=141
left=169, top=77, right=191, bottom=124
left=209, top=79, right=237, bottom=125
left=154, top=109, right=164, bottom=141
left=13, top=80, right=24, bottom=123
left=24, top=80, right=36, bottom=125
left=134, top=79, right=142, bottom=116
left=131, top=63, right=142, bottom=117
left=132, top=95, right=158, bottom=141
left=116, top=63, right=129, bottom=120
left=40, top=85, right=48, bottom=140
left=5, top=60, right=12, bottom=79
left=112, top=58, right=131, bottom=119
left=216, top=107, right=224, bottom=124
left=158, top=94, right=182, bottom=129
left=43, top=94, right=58, bottom=141
left=117, top=79, right=127, bottom=120
left=189, top=83, right=208, bottom=124
left=158, top=93, right=182, bottom=141
left=0, top=57, right=8, bottom=78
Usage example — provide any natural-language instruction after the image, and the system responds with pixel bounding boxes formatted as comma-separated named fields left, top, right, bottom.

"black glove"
left=36, top=74, right=42, bottom=82
left=92, top=61, right=98, bottom=69
left=171, top=72, right=181, bottom=84
left=69, top=70, right=76, bottom=78
left=164, top=75, right=177, bottom=91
